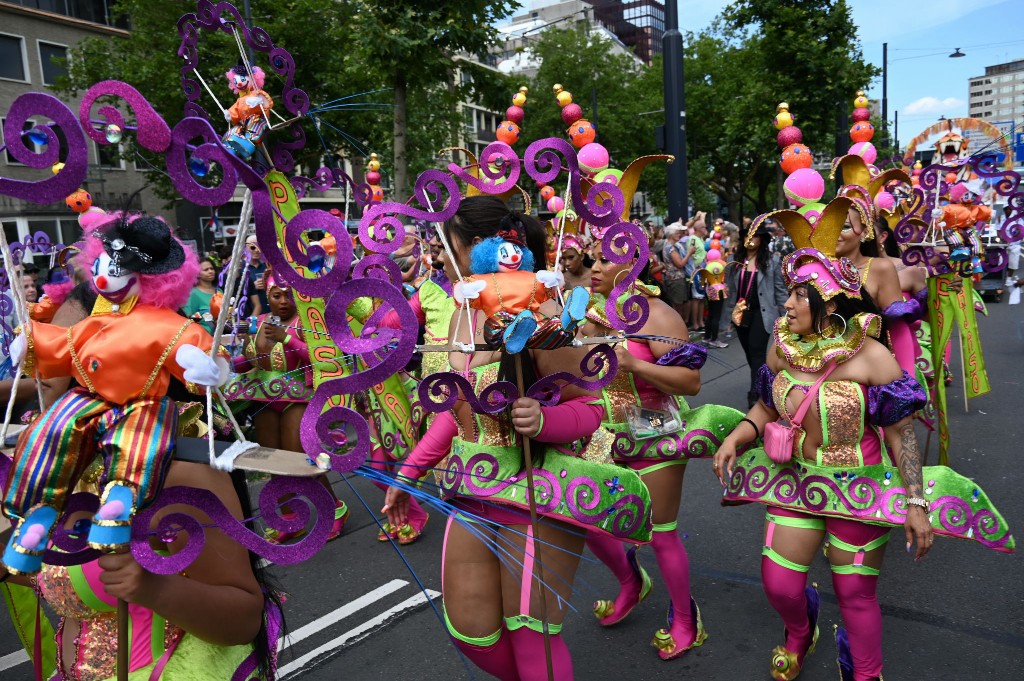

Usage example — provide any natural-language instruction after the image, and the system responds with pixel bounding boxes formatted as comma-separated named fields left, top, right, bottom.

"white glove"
left=453, top=279, right=487, bottom=304
left=8, top=331, right=27, bottom=368
left=175, top=344, right=230, bottom=387
left=931, top=208, right=944, bottom=220
left=223, top=109, right=233, bottom=123
left=245, top=96, right=264, bottom=108
left=536, top=270, right=564, bottom=289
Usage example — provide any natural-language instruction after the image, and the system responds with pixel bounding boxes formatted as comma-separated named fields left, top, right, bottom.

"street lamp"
left=882, top=46, right=968, bottom=150
left=949, top=48, right=966, bottom=58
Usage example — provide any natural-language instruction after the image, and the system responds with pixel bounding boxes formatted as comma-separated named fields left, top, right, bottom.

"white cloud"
left=903, top=96, right=964, bottom=115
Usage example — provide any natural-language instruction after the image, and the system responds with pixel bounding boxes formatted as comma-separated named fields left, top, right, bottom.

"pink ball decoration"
left=561, top=102, right=583, bottom=125
left=852, top=107, right=871, bottom=122
left=713, top=231, right=722, bottom=239
left=783, top=167, right=825, bottom=207
left=777, top=126, right=803, bottom=149
left=874, top=191, right=896, bottom=212
left=506, top=105, right=525, bottom=125
left=848, top=141, right=877, bottom=165
left=707, top=248, right=721, bottom=262
left=365, top=170, right=381, bottom=185
left=577, top=142, right=610, bottom=174
left=547, top=196, right=565, bottom=213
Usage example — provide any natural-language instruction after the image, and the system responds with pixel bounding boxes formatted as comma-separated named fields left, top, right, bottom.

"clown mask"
left=497, top=241, right=525, bottom=272
left=91, top=252, right=139, bottom=303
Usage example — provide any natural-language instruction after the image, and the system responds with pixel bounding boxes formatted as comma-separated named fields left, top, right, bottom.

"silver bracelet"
left=906, top=496, right=930, bottom=512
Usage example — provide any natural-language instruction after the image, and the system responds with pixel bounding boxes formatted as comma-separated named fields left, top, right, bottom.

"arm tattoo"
left=897, top=423, right=924, bottom=497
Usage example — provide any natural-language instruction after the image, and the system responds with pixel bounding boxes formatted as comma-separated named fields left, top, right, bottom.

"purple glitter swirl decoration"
left=39, top=493, right=102, bottom=567
left=418, top=372, right=519, bottom=415
left=79, top=80, right=172, bottom=152
left=131, top=478, right=335, bottom=574
left=448, top=141, right=521, bottom=195
left=525, top=344, right=617, bottom=406
left=290, top=165, right=373, bottom=207
left=167, top=116, right=244, bottom=206
left=524, top=137, right=624, bottom=228
left=1, top=93, right=88, bottom=202
left=601, top=222, right=650, bottom=332
left=261, top=207, right=353, bottom=297
left=177, top=1, right=308, bottom=172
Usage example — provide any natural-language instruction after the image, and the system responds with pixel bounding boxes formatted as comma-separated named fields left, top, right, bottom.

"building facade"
left=968, top=58, right=1024, bottom=123
left=585, top=0, right=665, bottom=64
left=0, top=1, right=168, bottom=273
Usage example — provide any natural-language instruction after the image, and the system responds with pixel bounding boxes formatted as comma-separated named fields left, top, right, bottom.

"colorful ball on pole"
left=578, top=142, right=610, bottom=174
left=707, top=248, right=722, bottom=262
left=506, top=105, right=525, bottom=125
left=705, top=259, right=726, bottom=275
left=568, top=120, right=597, bottom=148
left=848, top=141, right=877, bottom=165
left=367, top=153, right=381, bottom=172
left=547, top=196, right=565, bottom=213
left=365, top=170, right=381, bottom=185
left=874, top=190, right=896, bottom=212
left=561, top=102, right=583, bottom=125
left=496, top=121, right=521, bottom=145
left=849, top=122, right=874, bottom=143
left=774, top=102, right=794, bottom=130
left=783, top=168, right=825, bottom=207
left=369, top=185, right=384, bottom=202
left=512, top=86, right=528, bottom=107
left=852, top=107, right=871, bottom=122
left=65, top=189, right=92, bottom=213
left=797, top=201, right=826, bottom=225
left=777, top=126, right=803, bottom=148
left=553, top=84, right=573, bottom=108
left=540, top=185, right=557, bottom=201
left=593, top=168, right=623, bottom=185
left=853, top=91, right=870, bottom=109
left=780, top=143, right=813, bottom=174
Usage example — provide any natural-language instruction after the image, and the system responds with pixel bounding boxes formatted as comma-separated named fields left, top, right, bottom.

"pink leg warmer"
left=508, top=626, right=573, bottom=681
left=761, top=556, right=814, bottom=657
left=650, top=527, right=695, bottom=643
left=586, top=533, right=641, bottom=617
left=832, top=572, right=882, bottom=681
left=453, top=633, right=522, bottom=681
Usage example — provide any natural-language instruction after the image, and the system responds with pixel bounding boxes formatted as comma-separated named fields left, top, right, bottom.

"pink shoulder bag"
left=763, top=362, right=838, bottom=464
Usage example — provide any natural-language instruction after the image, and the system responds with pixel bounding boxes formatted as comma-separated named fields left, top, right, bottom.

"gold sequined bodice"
left=451, top=363, right=517, bottom=448
left=772, top=370, right=872, bottom=467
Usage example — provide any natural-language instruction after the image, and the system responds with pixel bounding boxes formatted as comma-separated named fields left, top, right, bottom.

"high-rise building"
left=584, top=0, right=665, bottom=64
left=967, top=58, right=1024, bottom=123
left=0, top=1, right=170, bottom=267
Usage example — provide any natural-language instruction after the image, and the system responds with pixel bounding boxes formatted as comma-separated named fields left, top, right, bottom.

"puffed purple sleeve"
left=866, top=371, right=927, bottom=427
left=655, top=342, right=707, bottom=369
left=882, top=297, right=925, bottom=322
left=755, top=363, right=776, bottom=409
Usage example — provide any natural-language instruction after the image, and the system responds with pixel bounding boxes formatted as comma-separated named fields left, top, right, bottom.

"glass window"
left=0, top=34, right=27, bottom=81
left=38, top=42, right=67, bottom=85
left=96, top=141, right=123, bottom=169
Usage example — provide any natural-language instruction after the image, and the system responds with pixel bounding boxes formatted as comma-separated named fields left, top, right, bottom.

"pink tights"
left=650, top=526, right=695, bottom=642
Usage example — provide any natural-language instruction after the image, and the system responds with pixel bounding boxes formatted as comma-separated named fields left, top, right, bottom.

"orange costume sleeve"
left=941, top=204, right=972, bottom=230
left=228, top=89, right=274, bottom=124
left=27, top=305, right=218, bottom=405
left=29, top=297, right=59, bottom=323
left=467, top=271, right=551, bottom=318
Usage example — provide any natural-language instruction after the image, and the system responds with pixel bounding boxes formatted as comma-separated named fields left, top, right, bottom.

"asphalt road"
left=3, top=301, right=1023, bottom=680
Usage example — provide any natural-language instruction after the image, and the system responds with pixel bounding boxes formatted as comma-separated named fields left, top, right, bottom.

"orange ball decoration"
left=849, top=122, right=874, bottom=143
left=780, top=144, right=813, bottom=174
left=945, top=172, right=957, bottom=184
left=65, top=189, right=93, bottom=213
left=496, top=121, right=521, bottom=145
left=540, top=186, right=556, bottom=201
left=568, top=120, right=596, bottom=148
left=369, top=185, right=384, bottom=202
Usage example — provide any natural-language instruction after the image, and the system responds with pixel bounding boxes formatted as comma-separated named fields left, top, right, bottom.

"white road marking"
left=0, top=649, right=29, bottom=672
left=278, top=590, right=441, bottom=679
left=278, top=579, right=408, bottom=652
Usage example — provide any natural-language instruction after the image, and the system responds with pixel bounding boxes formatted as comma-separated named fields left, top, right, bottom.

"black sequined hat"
left=97, top=215, right=186, bottom=276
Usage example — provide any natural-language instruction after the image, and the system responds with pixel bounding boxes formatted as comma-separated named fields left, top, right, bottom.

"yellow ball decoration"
left=51, top=162, right=65, bottom=174
left=774, top=103, right=793, bottom=130
left=853, top=90, right=870, bottom=109
left=553, top=84, right=573, bottom=107
left=367, top=152, right=381, bottom=173
left=512, top=86, right=528, bottom=107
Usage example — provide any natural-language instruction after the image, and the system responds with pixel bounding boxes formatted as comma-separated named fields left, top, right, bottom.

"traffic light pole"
left=663, top=1, right=688, bottom=221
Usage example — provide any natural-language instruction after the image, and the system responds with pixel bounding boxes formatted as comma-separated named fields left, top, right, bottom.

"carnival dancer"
left=229, top=269, right=348, bottom=542
left=559, top=233, right=592, bottom=290
left=383, top=196, right=652, bottom=681
left=2, top=210, right=230, bottom=574
left=726, top=221, right=788, bottom=408
left=713, top=196, right=1013, bottom=681
left=582, top=235, right=744, bottom=659
left=0, top=457, right=281, bottom=680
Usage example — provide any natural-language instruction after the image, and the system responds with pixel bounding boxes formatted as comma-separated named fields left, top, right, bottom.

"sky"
left=673, top=0, right=1024, bottom=140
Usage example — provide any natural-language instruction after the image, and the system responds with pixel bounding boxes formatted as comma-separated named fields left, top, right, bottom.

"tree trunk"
left=393, top=71, right=408, bottom=203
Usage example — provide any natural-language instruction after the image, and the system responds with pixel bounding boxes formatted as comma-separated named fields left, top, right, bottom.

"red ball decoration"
left=365, top=170, right=381, bottom=185
left=568, top=120, right=596, bottom=148
left=849, top=122, right=874, bottom=143
left=780, top=144, right=813, bottom=174
left=777, top=126, right=803, bottom=149
left=65, top=189, right=92, bottom=213
left=495, top=121, right=521, bottom=145
left=540, top=185, right=556, bottom=201
left=852, top=107, right=871, bottom=122
left=506, top=105, right=525, bottom=125
left=561, top=102, right=583, bottom=126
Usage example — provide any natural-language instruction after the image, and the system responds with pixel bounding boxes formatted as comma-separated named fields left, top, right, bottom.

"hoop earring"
left=611, top=268, right=631, bottom=291
left=816, top=313, right=847, bottom=339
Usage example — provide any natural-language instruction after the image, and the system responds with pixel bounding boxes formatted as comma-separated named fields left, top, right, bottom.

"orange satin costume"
left=465, top=271, right=550, bottom=319
left=941, top=203, right=991, bottom=230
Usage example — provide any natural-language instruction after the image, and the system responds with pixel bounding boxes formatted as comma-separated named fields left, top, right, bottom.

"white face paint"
left=92, top=252, right=139, bottom=303
left=496, top=241, right=524, bottom=272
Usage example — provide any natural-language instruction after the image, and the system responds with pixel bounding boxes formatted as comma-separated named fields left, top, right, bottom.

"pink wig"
left=74, top=210, right=200, bottom=310
left=948, top=183, right=970, bottom=203
left=40, top=279, right=76, bottom=306
left=225, top=66, right=266, bottom=94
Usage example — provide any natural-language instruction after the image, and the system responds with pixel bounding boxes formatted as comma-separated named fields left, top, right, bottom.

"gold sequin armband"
left=14, top=325, right=36, bottom=374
